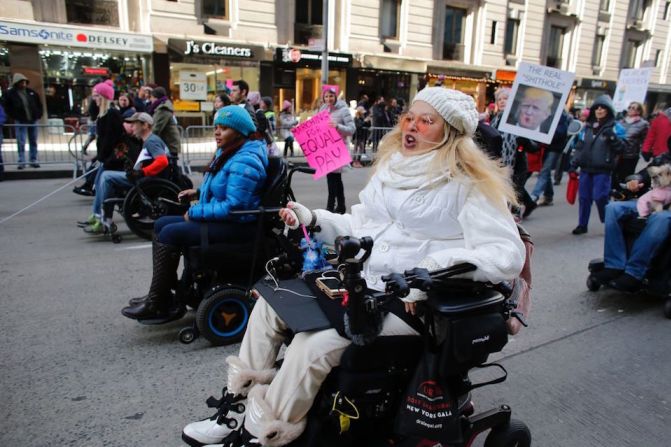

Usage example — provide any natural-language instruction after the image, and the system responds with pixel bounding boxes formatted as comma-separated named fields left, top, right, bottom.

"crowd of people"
left=1, top=65, right=668, bottom=445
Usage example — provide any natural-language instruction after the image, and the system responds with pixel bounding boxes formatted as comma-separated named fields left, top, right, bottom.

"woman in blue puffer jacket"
left=122, top=105, right=268, bottom=323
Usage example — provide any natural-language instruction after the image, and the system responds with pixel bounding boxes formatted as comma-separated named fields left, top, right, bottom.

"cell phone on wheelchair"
left=315, top=277, right=347, bottom=299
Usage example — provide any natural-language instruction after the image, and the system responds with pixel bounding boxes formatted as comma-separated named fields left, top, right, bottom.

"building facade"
left=1, top=0, right=670, bottom=124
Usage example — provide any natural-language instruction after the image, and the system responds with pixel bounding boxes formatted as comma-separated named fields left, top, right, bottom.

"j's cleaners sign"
left=0, top=20, right=153, bottom=53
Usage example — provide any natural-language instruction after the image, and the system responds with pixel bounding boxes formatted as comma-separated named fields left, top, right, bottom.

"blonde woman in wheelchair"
left=182, top=88, right=526, bottom=447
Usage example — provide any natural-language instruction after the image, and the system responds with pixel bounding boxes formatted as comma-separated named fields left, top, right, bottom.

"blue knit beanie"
left=214, top=105, right=256, bottom=137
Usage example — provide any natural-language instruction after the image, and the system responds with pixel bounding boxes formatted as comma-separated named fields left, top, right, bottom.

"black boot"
left=128, top=239, right=180, bottom=307
left=122, top=241, right=184, bottom=322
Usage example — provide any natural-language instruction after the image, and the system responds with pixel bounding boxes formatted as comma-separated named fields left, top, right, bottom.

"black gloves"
left=126, top=169, right=144, bottom=182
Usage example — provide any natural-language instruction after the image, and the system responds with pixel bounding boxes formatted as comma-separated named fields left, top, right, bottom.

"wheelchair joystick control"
left=335, top=236, right=382, bottom=346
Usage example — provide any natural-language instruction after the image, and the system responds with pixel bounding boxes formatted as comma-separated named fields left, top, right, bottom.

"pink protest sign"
left=292, top=110, right=351, bottom=179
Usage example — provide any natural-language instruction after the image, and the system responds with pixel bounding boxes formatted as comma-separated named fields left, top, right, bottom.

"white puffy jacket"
left=313, top=173, right=525, bottom=291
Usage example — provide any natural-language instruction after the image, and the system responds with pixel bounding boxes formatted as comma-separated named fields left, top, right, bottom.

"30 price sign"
left=179, top=71, right=207, bottom=101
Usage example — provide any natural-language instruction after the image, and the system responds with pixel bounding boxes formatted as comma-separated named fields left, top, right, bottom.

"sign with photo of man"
left=498, top=62, right=575, bottom=144
left=612, top=67, right=652, bottom=113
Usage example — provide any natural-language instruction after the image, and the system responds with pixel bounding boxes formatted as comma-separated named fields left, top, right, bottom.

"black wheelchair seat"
left=185, top=157, right=288, bottom=267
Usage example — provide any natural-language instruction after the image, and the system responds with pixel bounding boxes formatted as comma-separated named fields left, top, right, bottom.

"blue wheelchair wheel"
left=195, top=287, right=251, bottom=346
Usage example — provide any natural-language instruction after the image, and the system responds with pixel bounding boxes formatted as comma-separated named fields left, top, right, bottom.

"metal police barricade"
left=182, top=125, right=215, bottom=175
left=367, top=126, right=394, bottom=154
left=1, top=123, right=83, bottom=178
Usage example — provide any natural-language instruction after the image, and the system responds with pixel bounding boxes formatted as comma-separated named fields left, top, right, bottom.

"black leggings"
left=326, top=173, right=346, bottom=214
left=283, top=137, right=294, bottom=157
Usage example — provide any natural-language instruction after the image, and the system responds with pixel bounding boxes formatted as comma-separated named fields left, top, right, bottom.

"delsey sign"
left=0, top=20, right=153, bottom=52
left=184, top=40, right=253, bottom=58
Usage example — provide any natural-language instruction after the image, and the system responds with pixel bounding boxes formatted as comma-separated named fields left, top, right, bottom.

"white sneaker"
left=182, top=391, right=247, bottom=447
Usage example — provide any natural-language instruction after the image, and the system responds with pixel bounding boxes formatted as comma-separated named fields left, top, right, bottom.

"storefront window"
left=295, top=68, right=346, bottom=118
left=39, top=48, right=149, bottom=117
left=169, top=62, right=259, bottom=124
left=65, top=0, right=120, bottom=27
left=0, top=46, right=11, bottom=94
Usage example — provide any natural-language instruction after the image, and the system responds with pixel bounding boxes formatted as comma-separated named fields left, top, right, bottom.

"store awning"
left=361, top=55, right=427, bottom=73
left=648, top=83, right=671, bottom=93
left=427, top=62, right=493, bottom=82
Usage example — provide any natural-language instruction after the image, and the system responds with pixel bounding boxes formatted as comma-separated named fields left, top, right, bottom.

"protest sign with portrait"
left=612, top=68, right=652, bottom=113
left=498, top=62, right=575, bottom=144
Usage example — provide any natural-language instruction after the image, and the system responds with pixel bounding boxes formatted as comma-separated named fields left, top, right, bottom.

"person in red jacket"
left=641, top=106, right=671, bottom=160
left=83, top=112, right=169, bottom=234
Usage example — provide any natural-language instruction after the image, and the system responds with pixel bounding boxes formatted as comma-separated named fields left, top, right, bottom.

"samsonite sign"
left=0, top=20, right=153, bottom=53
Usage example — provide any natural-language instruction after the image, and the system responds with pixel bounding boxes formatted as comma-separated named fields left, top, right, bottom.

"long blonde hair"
left=374, top=123, right=518, bottom=209
left=97, top=96, right=111, bottom=118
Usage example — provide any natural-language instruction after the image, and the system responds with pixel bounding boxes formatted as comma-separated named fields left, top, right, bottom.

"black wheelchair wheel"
left=664, top=299, right=671, bottom=319
left=195, top=287, right=251, bottom=346
left=484, top=419, right=531, bottom=447
left=179, top=326, right=198, bottom=344
left=122, top=178, right=181, bottom=240
left=586, top=275, right=601, bottom=292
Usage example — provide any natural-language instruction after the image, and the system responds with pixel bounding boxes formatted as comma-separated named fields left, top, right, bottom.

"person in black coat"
left=2, top=73, right=43, bottom=168
left=570, top=95, right=624, bottom=234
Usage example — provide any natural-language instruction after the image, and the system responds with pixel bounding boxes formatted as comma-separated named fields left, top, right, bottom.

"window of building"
left=592, top=34, right=605, bottom=67
left=655, top=49, right=662, bottom=66
left=630, top=0, right=651, bottom=22
left=546, top=25, right=566, bottom=68
left=65, top=0, right=119, bottom=26
left=202, top=0, right=229, bottom=19
left=296, top=0, right=323, bottom=25
left=381, top=0, right=401, bottom=39
left=295, top=0, right=324, bottom=45
left=599, top=0, right=610, bottom=12
left=624, top=39, right=641, bottom=67
left=443, top=6, right=466, bottom=60
left=504, top=18, right=519, bottom=55
left=490, top=21, right=497, bottom=44
left=664, top=1, right=671, bottom=20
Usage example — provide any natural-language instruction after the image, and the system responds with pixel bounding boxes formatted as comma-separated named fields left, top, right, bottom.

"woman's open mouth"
left=403, top=134, right=417, bottom=149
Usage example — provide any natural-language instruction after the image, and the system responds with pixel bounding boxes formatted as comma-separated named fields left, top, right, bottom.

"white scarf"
left=376, top=150, right=446, bottom=189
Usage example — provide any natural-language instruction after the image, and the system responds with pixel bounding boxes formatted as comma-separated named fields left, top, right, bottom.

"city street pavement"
left=1, top=169, right=670, bottom=447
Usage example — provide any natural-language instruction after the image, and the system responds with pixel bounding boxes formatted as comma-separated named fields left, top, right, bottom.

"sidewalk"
left=0, top=140, right=368, bottom=181
left=0, top=154, right=311, bottom=181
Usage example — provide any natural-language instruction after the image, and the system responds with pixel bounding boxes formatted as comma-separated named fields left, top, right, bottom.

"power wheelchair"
left=145, top=157, right=314, bottom=345
left=214, top=235, right=530, bottom=447
left=586, top=215, right=671, bottom=319
left=101, top=155, right=194, bottom=243
left=586, top=174, right=671, bottom=319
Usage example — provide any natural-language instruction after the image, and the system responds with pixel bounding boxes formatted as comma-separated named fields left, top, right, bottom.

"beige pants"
left=237, top=297, right=419, bottom=424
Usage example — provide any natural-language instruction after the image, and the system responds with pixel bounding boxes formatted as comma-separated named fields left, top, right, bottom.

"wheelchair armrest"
left=157, top=197, right=182, bottom=207
left=427, top=281, right=505, bottom=316
left=229, top=207, right=283, bottom=216
left=103, top=198, right=124, bottom=205
left=288, top=163, right=316, bottom=175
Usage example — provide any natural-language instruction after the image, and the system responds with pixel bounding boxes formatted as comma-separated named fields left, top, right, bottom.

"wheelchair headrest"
left=260, top=156, right=288, bottom=207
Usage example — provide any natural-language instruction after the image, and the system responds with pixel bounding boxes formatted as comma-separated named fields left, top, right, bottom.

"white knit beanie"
left=412, top=87, right=479, bottom=136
